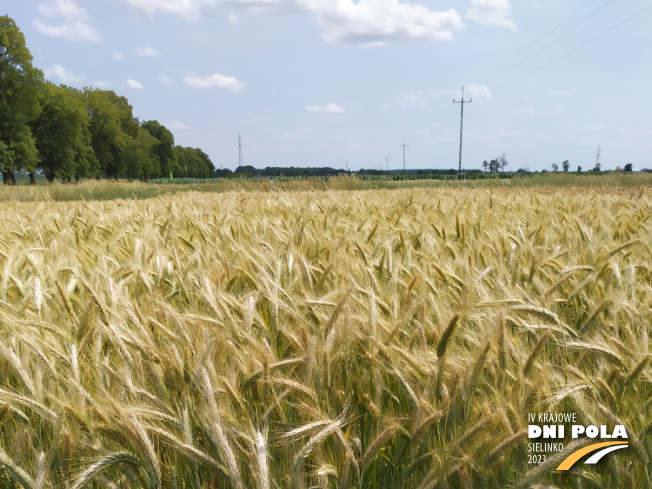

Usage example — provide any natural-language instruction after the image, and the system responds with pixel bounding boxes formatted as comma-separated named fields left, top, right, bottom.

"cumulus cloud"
left=44, top=64, right=85, bottom=84
left=467, top=0, right=517, bottom=31
left=183, top=73, right=245, bottom=92
left=121, top=0, right=463, bottom=44
left=38, top=0, right=87, bottom=20
left=136, top=46, right=161, bottom=56
left=127, top=78, right=144, bottom=89
left=93, top=80, right=112, bottom=88
left=399, top=92, right=428, bottom=108
left=306, top=103, right=345, bottom=114
left=464, top=83, right=492, bottom=100
left=168, top=121, right=191, bottom=130
left=34, top=19, right=101, bottom=42
left=34, top=0, right=101, bottom=42
left=242, top=0, right=463, bottom=44
left=158, top=74, right=174, bottom=83
left=122, top=0, right=218, bottom=19
left=280, top=126, right=318, bottom=140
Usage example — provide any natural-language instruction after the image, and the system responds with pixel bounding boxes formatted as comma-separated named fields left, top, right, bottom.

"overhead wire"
left=485, top=0, right=617, bottom=84
left=433, top=0, right=650, bottom=167
left=478, top=0, right=602, bottom=80
left=497, top=4, right=652, bottom=88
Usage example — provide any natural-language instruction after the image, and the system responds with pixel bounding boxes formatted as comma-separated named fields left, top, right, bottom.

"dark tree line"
left=234, top=166, right=346, bottom=177
left=482, top=154, right=508, bottom=173
left=0, top=16, right=214, bottom=184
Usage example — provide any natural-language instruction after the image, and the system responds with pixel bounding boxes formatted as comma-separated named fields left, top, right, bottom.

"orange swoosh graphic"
left=556, top=441, right=628, bottom=471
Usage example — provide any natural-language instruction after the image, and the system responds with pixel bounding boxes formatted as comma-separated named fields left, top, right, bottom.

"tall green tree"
left=562, top=160, right=570, bottom=172
left=191, top=147, right=214, bottom=178
left=85, top=88, right=138, bottom=178
left=142, top=120, right=178, bottom=177
left=0, top=15, right=43, bottom=183
left=122, top=125, right=160, bottom=180
left=32, top=83, right=98, bottom=181
left=174, top=146, right=215, bottom=178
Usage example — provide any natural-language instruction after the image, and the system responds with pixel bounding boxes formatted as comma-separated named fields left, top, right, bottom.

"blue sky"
left=4, top=0, right=652, bottom=171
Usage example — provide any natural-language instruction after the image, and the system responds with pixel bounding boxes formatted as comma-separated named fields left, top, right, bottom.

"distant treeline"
left=227, top=166, right=500, bottom=180
left=1, top=15, right=214, bottom=184
left=355, top=170, right=521, bottom=181
left=231, top=166, right=346, bottom=177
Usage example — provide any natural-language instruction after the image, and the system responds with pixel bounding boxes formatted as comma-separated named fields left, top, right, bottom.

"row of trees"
left=482, top=154, right=508, bottom=173
left=551, top=160, right=571, bottom=173
left=550, top=161, right=635, bottom=173
left=1, top=16, right=214, bottom=183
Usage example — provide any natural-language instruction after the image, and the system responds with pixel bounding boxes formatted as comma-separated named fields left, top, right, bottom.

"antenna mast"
left=400, top=140, right=409, bottom=173
left=453, top=86, right=472, bottom=180
left=238, top=133, right=243, bottom=167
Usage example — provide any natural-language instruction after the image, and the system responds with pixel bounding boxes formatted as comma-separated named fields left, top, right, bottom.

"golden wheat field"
left=0, top=185, right=650, bottom=489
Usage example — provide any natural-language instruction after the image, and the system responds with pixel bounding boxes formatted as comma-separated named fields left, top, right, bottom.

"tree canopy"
left=32, top=83, right=98, bottom=181
left=1, top=15, right=216, bottom=183
left=0, top=15, right=43, bottom=183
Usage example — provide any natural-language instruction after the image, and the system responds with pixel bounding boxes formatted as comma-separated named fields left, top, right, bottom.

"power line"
left=238, top=133, right=243, bottom=167
left=400, top=140, right=409, bottom=173
left=481, top=0, right=611, bottom=83
left=500, top=4, right=652, bottom=87
left=487, top=0, right=617, bottom=85
left=480, top=0, right=601, bottom=81
left=453, top=87, right=472, bottom=180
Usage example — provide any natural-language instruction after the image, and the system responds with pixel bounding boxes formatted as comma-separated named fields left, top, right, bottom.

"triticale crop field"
left=0, top=185, right=650, bottom=488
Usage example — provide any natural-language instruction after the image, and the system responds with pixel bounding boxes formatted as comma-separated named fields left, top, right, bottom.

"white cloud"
left=399, top=92, right=427, bottom=108
left=38, top=0, right=87, bottom=20
left=550, top=89, right=572, bottom=97
left=245, top=0, right=464, bottom=44
left=122, top=0, right=463, bottom=44
left=122, top=0, right=217, bottom=19
left=280, top=127, right=318, bottom=140
left=398, top=88, right=448, bottom=108
left=306, top=103, right=345, bottom=114
left=34, top=0, right=101, bottom=42
left=113, top=52, right=125, bottom=61
left=168, top=121, right=191, bottom=130
left=34, top=19, right=101, bottom=42
left=467, top=0, right=517, bottom=31
left=136, top=46, right=161, bottom=56
left=158, top=74, right=174, bottom=83
left=464, top=83, right=492, bottom=100
left=127, top=78, right=144, bottom=89
left=44, top=64, right=85, bottom=84
left=183, top=73, right=245, bottom=92
left=93, top=80, right=112, bottom=88
left=228, top=13, right=239, bottom=24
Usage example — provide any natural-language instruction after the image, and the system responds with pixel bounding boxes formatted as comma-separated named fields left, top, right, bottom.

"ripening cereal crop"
left=0, top=185, right=650, bottom=488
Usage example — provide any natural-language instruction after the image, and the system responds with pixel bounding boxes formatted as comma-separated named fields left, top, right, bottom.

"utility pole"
left=386, top=157, right=389, bottom=172
left=595, top=145, right=601, bottom=169
left=453, top=86, right=472, bottom=180
left=238, top=133, right=243, bottom=168
left=400, top=140, right=409, bottom=173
